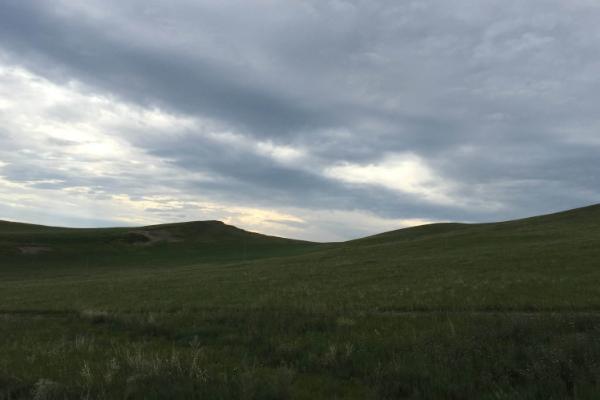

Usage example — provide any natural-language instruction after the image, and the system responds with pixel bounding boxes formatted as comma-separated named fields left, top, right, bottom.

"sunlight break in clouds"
left=0, top=62, right=435, bottom=240
left=325, top=154, right=456, bottom=206
left=0, top=65, right=309, bottom=233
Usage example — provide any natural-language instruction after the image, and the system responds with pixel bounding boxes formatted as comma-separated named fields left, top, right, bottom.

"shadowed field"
left=2, top=205, right=600, bottom=399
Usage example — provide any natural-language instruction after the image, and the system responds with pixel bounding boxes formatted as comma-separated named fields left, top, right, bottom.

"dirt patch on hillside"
left=126, top=230, right=181, bottom=246
left=18, top=246, right=52, bottom=255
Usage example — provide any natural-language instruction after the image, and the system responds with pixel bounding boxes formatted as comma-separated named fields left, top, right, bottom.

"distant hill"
left=1, top=203, right=599, bottom=274
left=350, top=203, right=600, bottom=247
left=0, top=219, right=319, bottom=269
left=0, top=219, right=62, bottom=233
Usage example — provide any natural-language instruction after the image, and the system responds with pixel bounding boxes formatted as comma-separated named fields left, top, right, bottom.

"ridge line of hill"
left=1, top=202, right=599, bottom=243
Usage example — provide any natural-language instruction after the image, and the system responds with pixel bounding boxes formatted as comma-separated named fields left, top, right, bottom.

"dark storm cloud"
left=1, top=0, right=600, bottom=238
left=0, top=0, right=333, bottom=136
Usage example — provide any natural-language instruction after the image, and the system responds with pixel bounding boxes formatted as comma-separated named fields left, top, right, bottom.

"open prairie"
left=3, top=1, right=600, bottom=398
left=2, top=205, right=600, bottom=399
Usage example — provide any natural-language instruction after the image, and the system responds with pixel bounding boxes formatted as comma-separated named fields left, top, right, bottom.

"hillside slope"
left=0, top=219, right=319, bottom=273
left=1, top=203, right=599, bottom=310
left=351, top=203, right=600, bottom=247
left=2, top=205, right=600, bottom=399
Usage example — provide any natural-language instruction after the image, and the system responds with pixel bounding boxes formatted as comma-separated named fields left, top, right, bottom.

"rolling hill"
left=1, top=204, right=600, bottom=399
left=0, top=219, right=319, bottom=274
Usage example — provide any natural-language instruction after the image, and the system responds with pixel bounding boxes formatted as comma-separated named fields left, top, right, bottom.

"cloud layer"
left=1, top=0, right=599, bottom=240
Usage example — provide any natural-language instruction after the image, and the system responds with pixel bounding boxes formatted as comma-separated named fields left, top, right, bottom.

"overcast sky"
left=0, top=0, right=599, bottom=241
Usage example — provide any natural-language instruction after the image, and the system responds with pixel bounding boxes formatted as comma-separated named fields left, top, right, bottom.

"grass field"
left=2, top=205, right=600, bottom=399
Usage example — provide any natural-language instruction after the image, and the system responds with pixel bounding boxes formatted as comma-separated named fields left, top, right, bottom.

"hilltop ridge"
left=0, top=218, right=317, bottom=269
left=2, top=202, right=599, bottom=242
left=349, top=203, right=600, bottom=246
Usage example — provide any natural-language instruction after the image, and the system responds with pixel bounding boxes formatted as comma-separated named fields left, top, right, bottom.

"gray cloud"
left=1, top=0, right=600, bottom=239
left=0, top=1, right=335, bottom=136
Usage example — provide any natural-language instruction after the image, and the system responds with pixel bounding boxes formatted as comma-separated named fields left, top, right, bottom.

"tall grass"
left=2, top=310, right=600, bottom=399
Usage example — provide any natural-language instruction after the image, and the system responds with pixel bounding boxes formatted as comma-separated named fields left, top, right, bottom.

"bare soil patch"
left=18, top=246, right=52, bottom=255
left=127, top=230, right=181, bottom=246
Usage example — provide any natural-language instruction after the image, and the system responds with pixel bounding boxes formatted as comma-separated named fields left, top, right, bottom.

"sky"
left=0, top=0, right=599, bottom=241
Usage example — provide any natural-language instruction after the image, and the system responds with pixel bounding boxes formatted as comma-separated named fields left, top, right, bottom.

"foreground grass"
left=2, top=204, right=600, bottom=398
left=3, top=310, right=600, bottom=399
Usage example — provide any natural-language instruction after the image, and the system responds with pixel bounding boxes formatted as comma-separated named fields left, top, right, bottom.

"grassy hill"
left=2, top=205, right=600, bottom=399
left=0, top=220, right=318, bottom=277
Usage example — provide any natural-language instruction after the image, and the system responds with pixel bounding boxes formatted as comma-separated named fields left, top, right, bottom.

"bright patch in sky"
left=325, top=154, right=456, bottom=205
left=0, top=63, right=433, bottom=240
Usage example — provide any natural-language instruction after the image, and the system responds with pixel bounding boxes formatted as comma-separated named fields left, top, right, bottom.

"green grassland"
left=2, top=205, right=600, bottom=399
